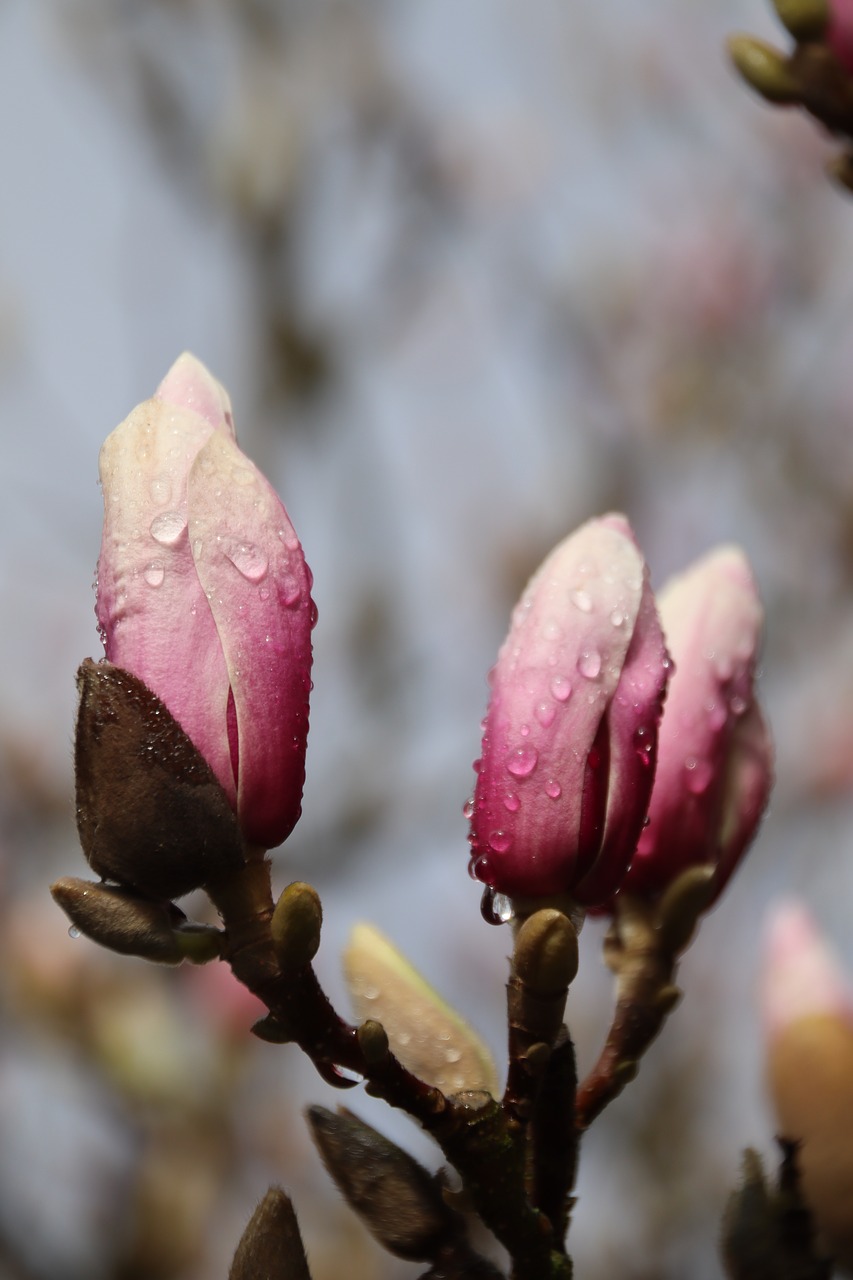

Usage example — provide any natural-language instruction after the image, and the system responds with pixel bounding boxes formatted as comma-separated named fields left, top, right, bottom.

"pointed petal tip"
left=762, top=900, right=853, bottom=1037
left=155, top=352, right=234, bottom=433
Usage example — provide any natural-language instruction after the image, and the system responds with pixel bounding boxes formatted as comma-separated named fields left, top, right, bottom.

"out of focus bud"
left=467, top=515, right=669, bottom=904
left=74, top=659, right=245, bottom=900
left=727, top=35, right=802, bottom=103
left=619, top=547, right=772, bottom=905
left=773, top=0, right=829, bottom=40
left=95, top=352, right=315, bottom=851
left=828, top=0, right=853, bottom=71
left=763, top=902, right=853, bottom=1268
left=344, top=923, right=499, bottom=1096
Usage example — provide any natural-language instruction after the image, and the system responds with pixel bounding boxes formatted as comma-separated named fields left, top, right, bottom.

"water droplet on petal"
left=143, top=561, right=165, bottom=587
left=634, top=726, right=652, bottom=766
left=535, top=701, right=556, bottom=727
left=578, top=649, right=602, bottom=680
left=150, top=511, right=187, bottom=545
left=258, top=585, right=270, bottom=601
left=685, top=757, right=714, bottom=795
left=503, top=792, right=520, bottom=812
left=550, top=675, right=572, bottom=702
left=462, top=797, right=475, bottom=819
left=610, top=609, right=625, bottom=627
left=225, top=542, right=269, bottom=583
left=445, top=1047, right=462, bottom=1064
left=507, top=745, right=539, bottom=778
left=730, top=694, right=747, bottom=716
left=545, top=779, right=562, bottom=799
left=488, top=830, right=512, bottom=853
left=571, top=588, right=593, bottom=612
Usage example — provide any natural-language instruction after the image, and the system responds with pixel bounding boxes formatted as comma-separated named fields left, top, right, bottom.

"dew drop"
left=503, top=792, right=520, bottom=813
left=685, top=757, right=714, bottom=795
left=545, top=779, right=562, bottom=799
left=520, top=723, right=530, bottom=737
left=143, top=560, right=165, bottom=587
left=571, top=588, right=593, bottom=613
left=506, top=745, right=539, bottom=778
left=445, top=1047, right=462, bottom=1064
left=610, top=608, right=625, bottom=627
left=488, top=830, right=512, bottom=853
left=730, top=694, right=747, bottom=716
left=535, top=701, right=556, bottom=727
left=634, top=726, right=652, bottom=766
left=259, top=585, right=271, bottom=602
left=577, top=649, right=602, bottom=680
left=397, top=1030, right=411, bottom=1047
left=550, top=675, right=572, bottom=703
left=462, top=797, right=475, bottom=820
left=225, top=542, right=269, bottom=583
left=150, top=511, right=187, bottom=545
left=68, top=925, right=80, bottom=940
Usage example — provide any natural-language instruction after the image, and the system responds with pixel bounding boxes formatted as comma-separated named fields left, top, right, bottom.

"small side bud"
left=727, top=36, right=802, bottom=103
left=51, top=877, right=189, bottom=963
left=307, top=1106, right=456, bottom=1261
left=656, top=865, right=717, bottom=956
left=271, top=881, right=322, bottom=969
left=357, top=1018, right=390, bottom=1063
left=773, top=0, right=829, bottom=39
left=228, top=1186, right=312, bottom=1280
left=513, top=909, right=579, bottom=993
left=251, top=1014, right=294, bottom=1044
left=74, top=659, right=245, bottom=900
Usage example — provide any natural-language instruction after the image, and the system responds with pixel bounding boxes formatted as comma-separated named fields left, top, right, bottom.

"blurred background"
left=1, top=0, right=853, bottom=1276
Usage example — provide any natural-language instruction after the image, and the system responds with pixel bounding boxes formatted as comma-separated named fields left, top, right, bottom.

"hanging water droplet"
left=470, top=852, right=491, bottom=882
left=143, top=560, right=165, bottom=587
left=480, top=887, right=514, bottom=925
left=571, top=588, right=593, bottom=613
left=150, top=511, right=187, bottom=545
left=545, top=779, right=562, bottom=799
left=506, top=745, right=539, bottom=778
left=577, top=649, right=602, bottom=680
left=462, top=797, right=475, bottom=819
left=278, top=527, right=300, bottom=551
left=281, top=575, right=302, bottom=606
left=225, top=542, right=269, bottom=583
left=488, top=830, right=512, bottom=854
left=68, top=925, right=80, bottom=940
left=550, top=674, right=572, bottom=702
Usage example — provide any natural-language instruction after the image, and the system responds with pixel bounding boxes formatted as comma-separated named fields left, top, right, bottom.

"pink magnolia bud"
left=467, top=515, right=670, bottom=904
left=762, top=902, right=853, bottom=1268
left=829, top=0, right=853, bottom=73
left=620, top=547, right=772, bottom=902
left=96, top=353, right=314, bottom=849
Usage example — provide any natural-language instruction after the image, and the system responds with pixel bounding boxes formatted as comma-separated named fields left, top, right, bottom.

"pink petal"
left=829, top=0, right=853, bottom=74
left=623, top=546, right=766, bottom=897
left=187, top=429, right=314, bottom=848
left=155, top=352, right=236, bottom=437
left=470, top=515, right=662, bottom=898
left=96, top=396, right=235, bottom=805
left=762, top=901, right=853, bottom=1039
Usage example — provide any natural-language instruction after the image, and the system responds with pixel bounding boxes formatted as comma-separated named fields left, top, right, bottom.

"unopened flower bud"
left=467, top=515, right=669, bottom=905
left=762, top=902, right=853, bottom=1268
left=618, top=547, right=772, bottom=907
left=228, top=1187, right=311, bottom=1280
left=513, top=909, right=579, bottom=994
left=51, top=876, right=188, bottom=963
left=270, top=881, right=322, bottom=969
left=95, top=353, right=315, bottom=852
left=307, top=1106, right=456, bottom=1261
